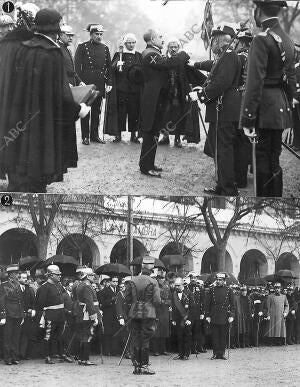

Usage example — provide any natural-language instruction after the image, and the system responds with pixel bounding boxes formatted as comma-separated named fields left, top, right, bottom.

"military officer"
left=240, top=0, right=296, bottom=197
left=125, top=256, right=161, bottom=375
left=75, top=267, right=102, bottom=366
left=0, top=14, right=14, bottom=40
left=139, top=29, right=190, bottom=178
left=292, top=42, right=300, bottom=152
left=0, top=264, right=24, bottom=365
left=109, top=33, right=142, bottom=143
left=75, top=24, right=113, bottom=145
left=205, top=273, right=235, bottom=360
left=189, top=24, right=241, bottom=196
left=58, top=24, right=83, bottom=86
left=35, top=265, right=73, bottom=364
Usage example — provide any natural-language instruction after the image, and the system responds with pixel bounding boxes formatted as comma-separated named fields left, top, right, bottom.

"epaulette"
left=258, top=28, right=270, bottom=37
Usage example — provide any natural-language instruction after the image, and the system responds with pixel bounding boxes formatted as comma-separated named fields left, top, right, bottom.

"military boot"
left=140, top=348, right=155, bottom=375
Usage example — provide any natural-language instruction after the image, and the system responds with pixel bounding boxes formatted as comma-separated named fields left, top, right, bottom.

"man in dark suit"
left=190, top=24, right=241, bottom=196
left=18, top=271, right=36, bottom=360
left=292, top=42, right=300, bottom=152
left=139, top=29, right=190, bottom=178
left=58, top=24, right=83, bottom=86
left=240, top=0, right=296, bottom=196
left=75, top=24, right=112, bottom=145
left=108, top=33, right=142, bottom=143
left=205, top=273, right=235, bottom=360
left=0, top=264, right=24, bottom=365
left=171, top=277, right=194, bottom=360
left=98, top=276, right=119, bottom=355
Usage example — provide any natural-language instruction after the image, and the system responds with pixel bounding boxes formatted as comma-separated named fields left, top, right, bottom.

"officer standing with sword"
left=240, top=0, right=296, bottom=197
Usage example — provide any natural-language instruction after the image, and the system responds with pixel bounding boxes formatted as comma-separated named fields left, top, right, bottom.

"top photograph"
left=0, top=0, right=299, bottom=197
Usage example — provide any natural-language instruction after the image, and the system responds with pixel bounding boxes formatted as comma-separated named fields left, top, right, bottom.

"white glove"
left=117, top=60, right=125, bottom=67
left=284, top=312, right=288, bottom=318
left=168, top=307, right=172, bottom=312
left=206, top=317, right=211, bottom=324
left=189, top=91, right=199, bottom=101
left=251, top=314, right=254, bottom=318
left=228, top=317, right=234, bottom=324
left=69, top=83, right=73, bottom=88
left=185, top=320, right=191, bottom=326
left=119, top=318, right=125, bottom=326
left=291, top=310, right=296, bottom=315
left=20, top=318, right=24, bottom=325
left=79, top=103, right=91, bottom=118
left=266, top=316, right=271, bottom=320
left=243, top=127, right=257, bottom=139
left=105, top=85, right=112, bottom=93
left=258, top=311, right=263, bottom=317
left=79, top=81, right=86, bottom=86
left=200, top=314, right=204, bottom=320
left=0, top=319, right=6, bottom=325
left=93, top=318, right=99, bottom=326
left=188, top=59, right=196, bottom=66
left=172, top=321, right=176, bottom=326
left=31, top=310, right=36, bottom=318
left=293, top=98, right=299, bottom=106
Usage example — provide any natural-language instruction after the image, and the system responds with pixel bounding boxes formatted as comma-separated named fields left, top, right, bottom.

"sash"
left=173, top=292, right=188, bottom=320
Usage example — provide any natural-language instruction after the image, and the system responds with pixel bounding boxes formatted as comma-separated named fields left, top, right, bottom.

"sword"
left=228, top=322, right=232, bottom=359
left=250, top=133, right=258, bottom=197
left=102, top=91, right=108, bottom=143
left=118, top=332, right=131, bottom=366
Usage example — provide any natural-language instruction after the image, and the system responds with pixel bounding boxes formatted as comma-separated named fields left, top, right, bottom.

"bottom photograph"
left=0, top=194, right=299, bottom=386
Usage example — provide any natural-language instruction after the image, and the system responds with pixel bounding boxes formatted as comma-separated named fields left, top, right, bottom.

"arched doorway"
left=110, top=238, right=147, bottom=265
left=239, top=249, right=268, bottom=282
left=276, top=252, right=300, bottom=278
left=159, top=242, right=193, bottom=272
left=56, top=233, right=100, bottom=267
left=0, top=228, right=37, bottom=265
left=201, top=246, right=233, bottom=274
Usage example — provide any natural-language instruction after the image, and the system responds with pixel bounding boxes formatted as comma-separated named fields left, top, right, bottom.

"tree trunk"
left=37, top=233, right=49, bottom=261
left=217, top=242, right=227, bottom=272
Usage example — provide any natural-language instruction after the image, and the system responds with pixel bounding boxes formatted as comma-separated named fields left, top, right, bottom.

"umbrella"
left=43, top=255, right=79, bottom=266
left=205, top=272, right=239, bottom=286
left=264, top=274, right=277, bottom=282
left=19, top=256, right=42, bottom=270
left=242, top=277, right=267, bottom=286
left=95, top=263, right=132, bottom=277
left=276, top=270, right=298, bottom=279
left=130, top=256, right=166, bottom=270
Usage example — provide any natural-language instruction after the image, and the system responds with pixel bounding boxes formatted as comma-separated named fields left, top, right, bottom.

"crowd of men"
left=0, top=0, right=299, bottom=195
left=0, top=261, right=299, bottom=375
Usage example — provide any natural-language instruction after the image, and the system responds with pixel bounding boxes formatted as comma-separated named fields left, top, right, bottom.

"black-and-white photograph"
left=0, top=0, right=299, bottom=196
left=0, top=194, right=299, bottom=386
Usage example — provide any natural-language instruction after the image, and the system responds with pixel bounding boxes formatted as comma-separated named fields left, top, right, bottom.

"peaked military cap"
left=211, top=24, right=235, bottom=38
left=237, top=30, right=254, bottom=41
left=6, top=264, right=20, bottom=273
left=253, top=0, right=287, bottom=7
left=85, top=24, right=106, bottom=33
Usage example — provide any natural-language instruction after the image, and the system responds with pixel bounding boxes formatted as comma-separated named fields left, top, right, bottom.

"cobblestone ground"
left=1, top=344, right=300, bottom=387
left=0, top=123, right=299, bottom=196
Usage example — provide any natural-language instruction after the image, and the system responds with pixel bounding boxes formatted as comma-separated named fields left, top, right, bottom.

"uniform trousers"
left=117, top=91, right=139, bottom=134
left=81, top=95, right=103, bottom=140
left=3, top=317, right=22, bottom=362
left=77, top=321, right=94, bottom=361
left=130, top=318, right=156, bottom=366
left=44, top=320, right=66, bottom=357
left=191, top=319, right=205, bottom=350
left=292, top=106, right=300, bottom=147
left=175, top=323, right=192, bottom=357
left=256, top=129, right=283, bottom=197
left=211, top=323, right=227, bottom=357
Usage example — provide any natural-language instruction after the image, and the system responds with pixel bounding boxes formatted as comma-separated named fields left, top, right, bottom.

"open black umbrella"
left=19, top=256, right=42, bottom=270
left=130, top=256, right=166, bottom=270
left=44, top=255, right=79, bottom=266
left=205, top=272, right=239, bottom=286
left=276, top=270, right=298, bottom=279
left=95, top=263, right=132, bottom=277
left=242, top=277, right=267, bottom=287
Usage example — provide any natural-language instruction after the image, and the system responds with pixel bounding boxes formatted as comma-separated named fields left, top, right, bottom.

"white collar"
left=123, top=48, right=136, bottom=54
left=34, top=32, right=60, bottom=48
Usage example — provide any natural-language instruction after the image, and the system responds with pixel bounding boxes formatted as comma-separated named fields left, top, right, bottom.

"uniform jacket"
left=263, top=293, right=289, bottom=337
left=205, top=285, right=235, bottom=325
left=111, top=51, right=142, bottom=94
left=172, top=288, right=194, bottom=324
left=155, top=281, right=172, bottom=338
left=140, top=45, right=190, bottom=133
left=125, top=274, right=161, bottom=320
left=240, top=18, right=296, bottom=130
left=115, top=290, right=129, bottom=321
left=286, top=293, right=298, bottom=320
left=58, top=41, right=82, bottom=86
left=196, top=50, right=241, bottom=123
left=21, top=284, right=35, bottom=313
left=35, top=280, right=66, bottom=322
left=188, top=284, right=206, bottom=320
left=75, top=280, right=100, bottom=323
left=0, top=279, right=25, bottom=318
left=74, top=40, right=112, bottom=96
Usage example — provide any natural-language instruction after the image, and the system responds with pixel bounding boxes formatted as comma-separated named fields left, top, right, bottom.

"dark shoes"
left=113, top=136, right=121, bottom=143
left=59, top=355, right=73, bottom=363
left=91, top=137, right=105, bottom=144
left=140, top=365, right=155, bottom=375
left=204, top=186, right=239, bottom=196
left=130, top=135, right=140, bottom=144
left=219, top=355, right=227, bottom=360
left=141, top=170, right=161, bottom=178
left=210, top=355, right=217, bottom=360
left=82, top=138, right=90, bottom=145
left=174, top=139, right=183, bottom=148
left=45, top=356, right=55, bottom=364
left=5, top=361, right=13, bottom=365
left=81, top=360, right=96, bottom=366
left=198, top=347, right=207, bottom=353
left=158, top=136, right=170, bottom=145
left=152, top=352, right=160, bottom=356
left=153, top=165, right=163, bottom=172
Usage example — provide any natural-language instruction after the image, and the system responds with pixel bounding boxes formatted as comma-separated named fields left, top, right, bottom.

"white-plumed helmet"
left=47, top=265, right=61, bottom=275
left=0, top=14, right=14, bottom=26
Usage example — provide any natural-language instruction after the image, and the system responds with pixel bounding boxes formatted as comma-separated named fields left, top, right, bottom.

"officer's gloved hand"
left=283, top=312, right=288, bottom=318
left=243, top=127, right=257, bottom=141
left=0, top=319, right=6, bottom=325
left=206, top=317, right=211, bottom=324
left=200, top=314, right=204, bottom=320
left=189, top=91, right=198, bottom=101
left=228, top=317, right=234, bottom=324
left=291, top=310, right=296, bottom=315
left=251, top=314, right=254, bottom=318
left=119, top=318, right=125, bottom=326
left=168, top=307, right=172, bottom=312
left=266, top=316, right=271, bottom=320
left=105, top=85, right=112, bottom=93
left=172, top=321, right=176, bottom=326
left=79, top=103, right=91, bottom=118
left=258, top=311, right=263, bottom=317
left=93, top=318, right=99, bottom=326
left=188, top=59, right=196, bottom=67
left=79, top=81, right=86, bottom=86
left=185, top=320, right=191, bottom=326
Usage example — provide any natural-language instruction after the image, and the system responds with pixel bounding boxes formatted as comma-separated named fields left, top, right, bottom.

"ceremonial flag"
left=201, top=0, right=214, bottom=50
